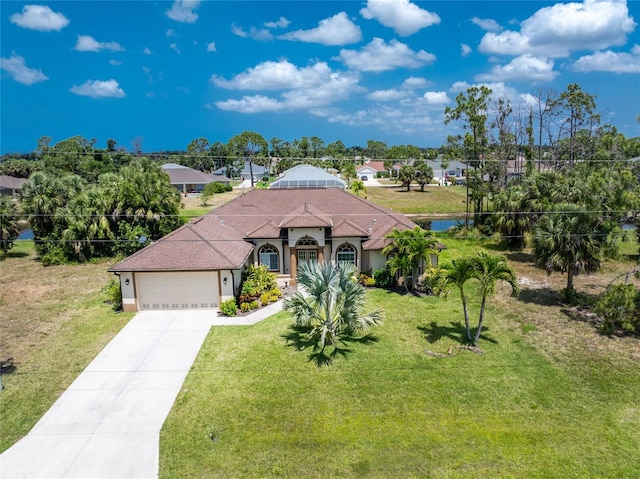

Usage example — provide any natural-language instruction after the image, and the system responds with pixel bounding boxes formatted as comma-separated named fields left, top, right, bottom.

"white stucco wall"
left=287, top=228, right=326, bottom=247
left=119, top=272, right=135, bottom=311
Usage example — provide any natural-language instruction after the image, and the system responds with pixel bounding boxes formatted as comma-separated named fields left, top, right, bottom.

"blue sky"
left=1, top=0, right=639, bottom=154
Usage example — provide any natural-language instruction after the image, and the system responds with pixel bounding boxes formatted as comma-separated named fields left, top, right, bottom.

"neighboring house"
left=270, top=164, right=346, bottom=190
left=161, top=163, right=230, bottom=195
left=430, top=160, right=468, bottom=184
left=213, top=161, right=268, bottom=180
left=356, top=161, right=386, bottom=179
left=109, top=188, right=441, bottom=312
left=0, top=175, right=28, bottom=198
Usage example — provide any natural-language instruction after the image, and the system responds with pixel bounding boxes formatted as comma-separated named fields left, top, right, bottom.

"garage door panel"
left=136, top=272, right=218, bottom=310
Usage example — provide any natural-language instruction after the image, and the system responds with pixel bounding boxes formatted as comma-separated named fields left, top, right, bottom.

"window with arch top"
left=336, top=243, right=356, bottom=266
left=259, top=244, right=279, bottom=271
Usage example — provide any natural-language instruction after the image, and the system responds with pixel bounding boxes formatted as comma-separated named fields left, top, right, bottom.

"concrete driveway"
left=1, top=302, right=285, bottom=479
left=0, top=308, right=267, bottom=479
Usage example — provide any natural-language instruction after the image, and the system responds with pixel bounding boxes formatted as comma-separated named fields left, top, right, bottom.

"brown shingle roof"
left=109, top=189, right=417, bottom=272
left=161, top=164, right=229, bottom=185
left=0, top=176, right=28, bottom=190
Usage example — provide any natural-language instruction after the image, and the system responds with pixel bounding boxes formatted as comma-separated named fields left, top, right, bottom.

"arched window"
left=259, top=244, right=279, bottom=271
left=336, top=243, right=356, bottom=266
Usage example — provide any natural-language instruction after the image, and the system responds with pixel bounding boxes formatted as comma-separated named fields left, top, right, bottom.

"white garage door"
left=136, top=271, right=219, bottom=310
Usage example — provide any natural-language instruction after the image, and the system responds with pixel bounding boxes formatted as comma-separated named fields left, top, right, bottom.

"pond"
left=412, top=217, right=471, bottom=231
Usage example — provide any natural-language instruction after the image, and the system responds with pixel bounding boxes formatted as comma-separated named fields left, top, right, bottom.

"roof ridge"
left=189, top=220, right=246, bottom=266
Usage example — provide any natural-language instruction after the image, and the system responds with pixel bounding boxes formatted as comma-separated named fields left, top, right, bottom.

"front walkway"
left=0, top=302, right=284, bottom=478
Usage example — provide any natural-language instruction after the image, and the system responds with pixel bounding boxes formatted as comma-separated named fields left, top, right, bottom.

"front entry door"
left=297, top=249, right=317, bottom=268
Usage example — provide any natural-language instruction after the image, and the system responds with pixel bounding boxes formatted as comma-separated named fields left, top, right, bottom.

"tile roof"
left=109, top=189, right=417, bottom=272
left=0, top=176, right=28, bottom=190
left=161, top=164, right=228, bottom=185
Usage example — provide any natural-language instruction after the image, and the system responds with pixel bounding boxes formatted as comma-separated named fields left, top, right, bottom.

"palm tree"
left=436, top=258, right=476, bottom=341
left=398, top=164, right=414, bottom=191
left=384, top=227, right=439, bottom=293
left=0, top=196, right=21, bottom=260
left=491, top=186, right=530, bottom=249
left=532, top=203, right=605, bottom=292
left=283, top=261, right=383, bottom=353
left=382, top=228, right=413, bottom=292
left=470, top=252, right=519, bottom=344
left=350, top=179, right=366, bottom=197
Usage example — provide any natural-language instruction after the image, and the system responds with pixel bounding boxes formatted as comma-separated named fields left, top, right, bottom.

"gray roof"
left=270, top=164, right=346, bottom=190
left=213, top=161, right=267, bottom=177
left=161, top=164, right=229, bottom=185
left=0, top=175, right=28, bottom=190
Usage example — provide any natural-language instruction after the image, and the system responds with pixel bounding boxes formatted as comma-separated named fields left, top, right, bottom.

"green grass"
left=0, top=241, right=132, bottom=451
left=160, top=288, right=640, bottom=478
left=362, top=185, right=468, bottom=215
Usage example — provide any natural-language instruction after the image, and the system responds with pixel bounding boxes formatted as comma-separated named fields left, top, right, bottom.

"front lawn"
left=160, top=271, right=640, bottom=478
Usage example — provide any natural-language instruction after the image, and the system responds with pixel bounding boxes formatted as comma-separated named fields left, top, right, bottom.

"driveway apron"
left=0, top=310, right=217, bottom=479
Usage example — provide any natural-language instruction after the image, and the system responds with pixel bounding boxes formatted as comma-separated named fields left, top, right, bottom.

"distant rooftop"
left=270, top=164, right=346, bottom=190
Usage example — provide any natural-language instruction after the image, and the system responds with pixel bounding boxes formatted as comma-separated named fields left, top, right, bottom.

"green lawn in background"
left=362, top=185, right=468, bottom=215
left=160, top=288, right=640, bottom=478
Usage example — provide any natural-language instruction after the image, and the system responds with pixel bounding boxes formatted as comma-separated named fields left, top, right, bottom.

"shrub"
left=595, top=283, right=640, bottom=334
left=240, top=264, right=278, bottom=300
left=101, top=278, right=122, bottom=311
left=373, top=268, right=395, bottom=288
left=220, top=298, right=238, bottom=316
left=358, top=273, right=375, bottom=287
left=415, top=269, right=437, bottom=295
left=260, top=292, right=271, bottom=305
left=250, top=300, right=260, bottom=310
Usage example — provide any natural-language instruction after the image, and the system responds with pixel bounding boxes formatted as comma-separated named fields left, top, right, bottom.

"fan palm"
left=284, top=261, right=383, bottom=352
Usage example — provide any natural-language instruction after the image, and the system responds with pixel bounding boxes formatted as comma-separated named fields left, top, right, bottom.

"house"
left=161, top=163, right=230, bottom=195
left=356, top=161, right=387, bottom=179
left=109, top=188, right=438, bottom=312
left=430, top=160, right=468, bottom=185
left=270, top=164, right=346, bottom=190
left=0, top=175, right=28, bottom=198
left=213, top=161, right=268, bottom=180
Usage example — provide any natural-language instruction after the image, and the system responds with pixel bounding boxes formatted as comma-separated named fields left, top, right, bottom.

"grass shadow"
left=418, top=321, right=498, bottom=345
left=281, top=325, right=378, bottom=366
left=6, top=250, right=29, bottom=259
left=517, top=286, right=562, bottom=307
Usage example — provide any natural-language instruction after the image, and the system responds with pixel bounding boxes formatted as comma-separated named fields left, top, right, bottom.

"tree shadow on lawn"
left=281, top=324, right=379, bottom=367
left=418, top=321, right=498, bottom=345
left=517, top=286, right=563, bottom=307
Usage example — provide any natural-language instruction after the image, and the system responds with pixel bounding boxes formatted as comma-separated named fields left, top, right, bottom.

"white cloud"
left=170, top=43, right=180, bottom=54
left=0, top=53, right=48, bottom=85
left=367, top=89, right=410, bottom=101
left=265, top=17, right=290, bottom=29
left=110, top=60, right=123, bottom=66
left=336, top=38, right=436, bottom=72
left=402, top=77, right=430, bottom=88
left=207, top=42, right=217, bottom=52
left=70, top=79, right=125, bottom=98
left=10, top=4, right=69, bottom=32
left=212, top=60, right=337, bottom=91
left=231, top=23, right=247, bottom=38
left=74, top=35, right=124, bottom=52
left=231, top=23, right=273, bottom=41
left=279, top=12, right=362, bottom=46
left=573, top=48, right=640, bottom=73
left=475, top=55, right=559, bottom=82
left=461, top=43, right=472, bottom=56
left=479, top=0, right=637, bottom=58
left=165, top=0, right=200, bottom=23
left=423, top=91, right=451, bottom=105
left=166, top=29, right=176, bottom=37
left=212, top=61, right=362, bottom=113
left=143, top=47, right=152, bottom=55
left=360, top=0, right=440, bottom=36
left=471, top=17, right=502, bottom=32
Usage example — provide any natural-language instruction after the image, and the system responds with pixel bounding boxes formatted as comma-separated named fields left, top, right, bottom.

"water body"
left=412, top=217, right=470, bottom=231
left=18, top=229, right=34, bottom=240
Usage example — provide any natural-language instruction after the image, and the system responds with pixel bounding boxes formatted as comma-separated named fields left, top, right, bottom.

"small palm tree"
left=0, top=196, right=21, bottom=260
left=350, top=179, right=366, bottom=197
left=284, top=261, right=383, bottom=353
left=470, top=252, right=519, bottom=344
left=436, top=257, right=476, bottom=341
